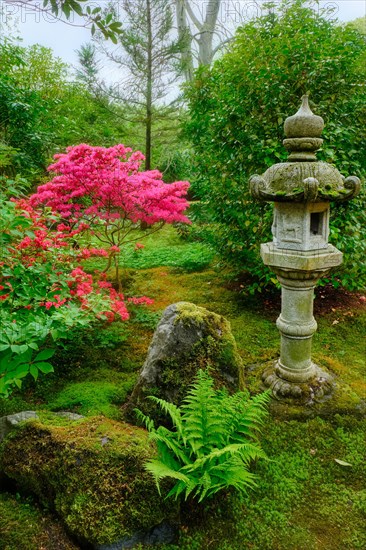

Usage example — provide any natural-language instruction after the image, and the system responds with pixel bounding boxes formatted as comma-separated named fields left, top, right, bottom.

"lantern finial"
left=283, top=95, right=324, bottom=161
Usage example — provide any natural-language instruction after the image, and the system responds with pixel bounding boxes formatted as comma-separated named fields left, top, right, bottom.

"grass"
left=83, top=225, right=215, bottom=274
left=1, top=224, right=365, bottom=549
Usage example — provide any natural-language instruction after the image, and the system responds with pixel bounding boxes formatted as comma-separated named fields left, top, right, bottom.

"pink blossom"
left=128, top=296, right=154, bottom=305
left=30, top=144, right=190, bottom=229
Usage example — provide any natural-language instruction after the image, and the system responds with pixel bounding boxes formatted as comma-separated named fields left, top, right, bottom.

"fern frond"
left=181, top=442, right=266, bottom=473
left=225, top=390, right=270, bottom=443
left=134, top=408, right=155, bottom=432
left=154, top=440, right=182, bottom=472
left=181, top=369, right=227, bottom=456
left=145, top=459, right=190, bottom=495
left=150, top=429, right=191, bottom=466
left=196, top=471, right=212, bottom=503
left=148, top=396, right=183, bottom=435
left=141, top=370, right=269, bottom=503
left=166, top=480, right=187, bottom=500
left=209, top=461, right=258, bottom=494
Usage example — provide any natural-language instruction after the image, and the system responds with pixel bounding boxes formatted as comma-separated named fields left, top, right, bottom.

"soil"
left=228, top=274, right=366, bottom=317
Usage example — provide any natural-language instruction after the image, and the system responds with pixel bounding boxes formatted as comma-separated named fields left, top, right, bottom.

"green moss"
left=175, top=302, right=243, bottom=383
left=47, top=379, right=134, bottom=419
left=162, top=416, right=366, bottom=550
left=0, top=417, right=178, bottom=546
left=0, top=492, right=78, bottom=550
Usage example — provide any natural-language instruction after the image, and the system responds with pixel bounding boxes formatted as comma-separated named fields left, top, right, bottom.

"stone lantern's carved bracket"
left=249, top=169, right=360, bottom=203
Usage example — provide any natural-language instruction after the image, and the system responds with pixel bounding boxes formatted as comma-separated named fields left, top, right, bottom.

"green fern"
left=135, top=369, right=270, bottom=502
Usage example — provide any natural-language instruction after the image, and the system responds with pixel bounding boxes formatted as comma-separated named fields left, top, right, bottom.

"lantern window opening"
left=310, top=212, right=322, bottom=236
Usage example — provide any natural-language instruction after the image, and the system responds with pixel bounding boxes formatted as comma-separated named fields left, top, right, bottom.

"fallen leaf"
left=334, top=458, right=352, bottom=467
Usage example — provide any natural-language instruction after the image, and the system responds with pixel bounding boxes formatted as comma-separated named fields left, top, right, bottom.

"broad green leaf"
left=36, top=362, right=54, bottom=374
left=34, top=349, right=56, bottom=362
left=30, top=365, right=39, bottom=380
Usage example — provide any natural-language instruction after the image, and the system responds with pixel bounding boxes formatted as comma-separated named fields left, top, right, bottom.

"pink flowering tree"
left=30, top=144, right=190, bottom=289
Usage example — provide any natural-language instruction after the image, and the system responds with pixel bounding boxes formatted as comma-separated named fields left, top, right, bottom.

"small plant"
left=136, top=370, right=270, bottom=502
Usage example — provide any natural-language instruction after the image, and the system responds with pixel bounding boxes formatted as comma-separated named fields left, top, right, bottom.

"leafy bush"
left=136, top=370, right=269, bottom=502
left=0, top=192, right=152, bottom=396
left=185, top=0, right=366, bottom=291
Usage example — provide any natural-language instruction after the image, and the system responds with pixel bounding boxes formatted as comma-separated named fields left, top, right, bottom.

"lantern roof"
left=250, top=95, right=360, bottom=203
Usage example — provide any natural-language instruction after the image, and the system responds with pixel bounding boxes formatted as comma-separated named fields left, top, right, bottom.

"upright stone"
left=250, top=95, right=360, bottom=400
left=124, top=302, right=243, bottom=423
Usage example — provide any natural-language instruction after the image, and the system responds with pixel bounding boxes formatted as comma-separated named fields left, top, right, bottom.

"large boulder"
left=125, top=302, right=244, bottom=424
left=0, top=415, right=178, bottom=548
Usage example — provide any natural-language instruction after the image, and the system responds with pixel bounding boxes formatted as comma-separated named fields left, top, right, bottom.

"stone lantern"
left=249, top=95, right=360, bottom=400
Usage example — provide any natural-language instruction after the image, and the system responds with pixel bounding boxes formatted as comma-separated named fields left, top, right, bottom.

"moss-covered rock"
left=124, top=302, right=244, bottom=424
left=0, top=415, right=178, bottom=547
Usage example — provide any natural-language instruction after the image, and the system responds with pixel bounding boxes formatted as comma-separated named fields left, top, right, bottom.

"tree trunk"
left=175, top=0, right=194, bottom=82
left=197, top=0, right=221, bottom=66
left=145, top=0, right=153, bottom=170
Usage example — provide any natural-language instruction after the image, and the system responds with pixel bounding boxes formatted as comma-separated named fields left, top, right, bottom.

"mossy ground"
left=0, top=492, right=78, bottom=550
left=0, top=225, right=365, bottom=549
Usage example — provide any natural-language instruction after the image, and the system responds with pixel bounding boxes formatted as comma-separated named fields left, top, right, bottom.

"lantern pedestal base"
left=262, top=362, right=334, bottom=403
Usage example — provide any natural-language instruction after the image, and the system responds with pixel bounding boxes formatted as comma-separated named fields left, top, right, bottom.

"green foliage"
left=0, top=39, right=130, bottom=177
left=0, top=42, right=54, bottom=176
left=136, top=370, right=269, bottom=502
left=39, top=0, right=122, bottom=43
left=58, top=322, right=129, bottom=352
left=0, top=173, right=31, bottom=197
left=325, top=194, right=366, bottom=290
left=0, top=349, right=55, bottom=396
left=185, top=0, right=366, bottom=291
left=349, top=16, right=366, bottom=35
left=131, top=308, right=162, bottom=330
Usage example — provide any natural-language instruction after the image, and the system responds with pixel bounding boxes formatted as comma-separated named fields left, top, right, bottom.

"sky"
left=0, top=0, right=365, bottom=79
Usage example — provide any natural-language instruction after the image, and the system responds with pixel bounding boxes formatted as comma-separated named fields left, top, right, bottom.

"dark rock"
left=96, top=521, right=177, bottom=549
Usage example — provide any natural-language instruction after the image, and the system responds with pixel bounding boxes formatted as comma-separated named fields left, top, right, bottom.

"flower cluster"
left=30, top=144, right=190, bottom=227
left=0, top=200, right=155, bottom=326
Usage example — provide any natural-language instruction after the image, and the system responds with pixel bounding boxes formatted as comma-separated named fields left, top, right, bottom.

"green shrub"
left=136, top=369, right=269, bottom=502
left=185, top=0, right=366, bottom=292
